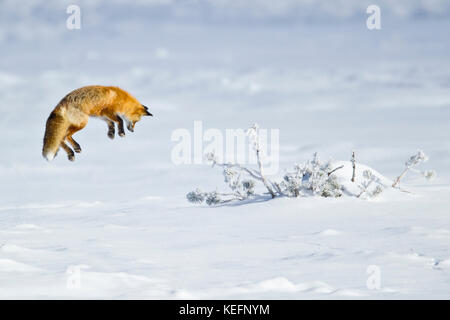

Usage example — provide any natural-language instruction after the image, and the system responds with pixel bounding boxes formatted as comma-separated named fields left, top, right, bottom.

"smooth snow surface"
left=0, top=0, right=449, bottom=299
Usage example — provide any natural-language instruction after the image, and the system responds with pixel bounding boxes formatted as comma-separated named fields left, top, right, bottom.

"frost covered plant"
left=187, top=150, right=344, bottom=206
left=247, top=124, right=276, bottom=198
left=186, top=123, right=348, bottom=205
left=392, top=150, right=436, bottom=187
left=186, top=188, right=205, bottom=203
left=242, top=180, right=256, bottom=195
left=205, top=192, right=221, bottom=206
left=186, top=124, right=435, bottom=206
left=280, top=153, right=343, bottom=198
left=422, top=170, right=437, bottom=180
left=357, top=170, right=385, bottom=199
left=221, top=167, right=256, bottom=197
left=187, top=186, right=252, bottom=205
left=187, top=125, right=273, bottom=206
left=187, top=124, right=280, bottom=205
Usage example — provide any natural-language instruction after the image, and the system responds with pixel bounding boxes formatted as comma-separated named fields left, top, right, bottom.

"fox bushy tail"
left=42, top=111, right=69, bottom=161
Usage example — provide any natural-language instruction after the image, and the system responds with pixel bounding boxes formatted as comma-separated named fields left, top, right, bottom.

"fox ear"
left=142, top=104, right=153, bottom=116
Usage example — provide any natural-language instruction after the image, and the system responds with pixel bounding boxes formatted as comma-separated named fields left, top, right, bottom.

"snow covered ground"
left=0, top=0, right=450, bottom=299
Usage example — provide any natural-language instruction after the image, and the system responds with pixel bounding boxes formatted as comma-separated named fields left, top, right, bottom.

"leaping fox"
left=42, top=85, right=153, bottom=161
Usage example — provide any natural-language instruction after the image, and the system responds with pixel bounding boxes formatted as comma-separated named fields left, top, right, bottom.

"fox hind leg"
left=60, top=141, right=75, bottom=161
left=66, top=125, right=85, bottom=154
left=67, top=136, right=81, bottom=153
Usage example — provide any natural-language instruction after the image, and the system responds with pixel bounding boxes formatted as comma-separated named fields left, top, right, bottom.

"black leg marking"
left=67, top=137, right=81, bottom=153
left=126, top=121, right=134, bottom=132
left=107, top=121, right=115, bottom=139
left=117, top=117, right=125, bottom=137
left=73, top=143, right=81, bottom=153
left=61, top=142, right=75, bottom=162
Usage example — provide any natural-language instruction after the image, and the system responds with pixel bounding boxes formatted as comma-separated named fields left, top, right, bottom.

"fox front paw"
left=68, top=154, right=75, bottom=161
left=108, top=130, right=115, bottom=139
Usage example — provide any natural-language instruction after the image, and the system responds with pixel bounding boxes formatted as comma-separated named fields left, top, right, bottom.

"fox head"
left=125, top=104, right=153, bottom=132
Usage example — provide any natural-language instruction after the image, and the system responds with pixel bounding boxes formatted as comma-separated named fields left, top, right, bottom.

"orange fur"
left=42, top=85, right=152, bottom=161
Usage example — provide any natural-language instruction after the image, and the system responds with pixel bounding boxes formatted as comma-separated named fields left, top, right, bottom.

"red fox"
left=42, top=85, right=152, bottom=161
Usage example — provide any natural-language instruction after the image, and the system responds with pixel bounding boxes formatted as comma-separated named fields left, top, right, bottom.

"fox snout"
left=125, top=105, right=153, bottom=132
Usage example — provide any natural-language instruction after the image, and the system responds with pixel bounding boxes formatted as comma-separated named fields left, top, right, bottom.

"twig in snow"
left=247, top=124, right=276, bottom=198
left=392, top=150, right=435, bottom=187
left=357, top=170, right=384, bottom=198
left=351, top=151, right=356, bottom=182
left=328, top=165, right=344, bottom=176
